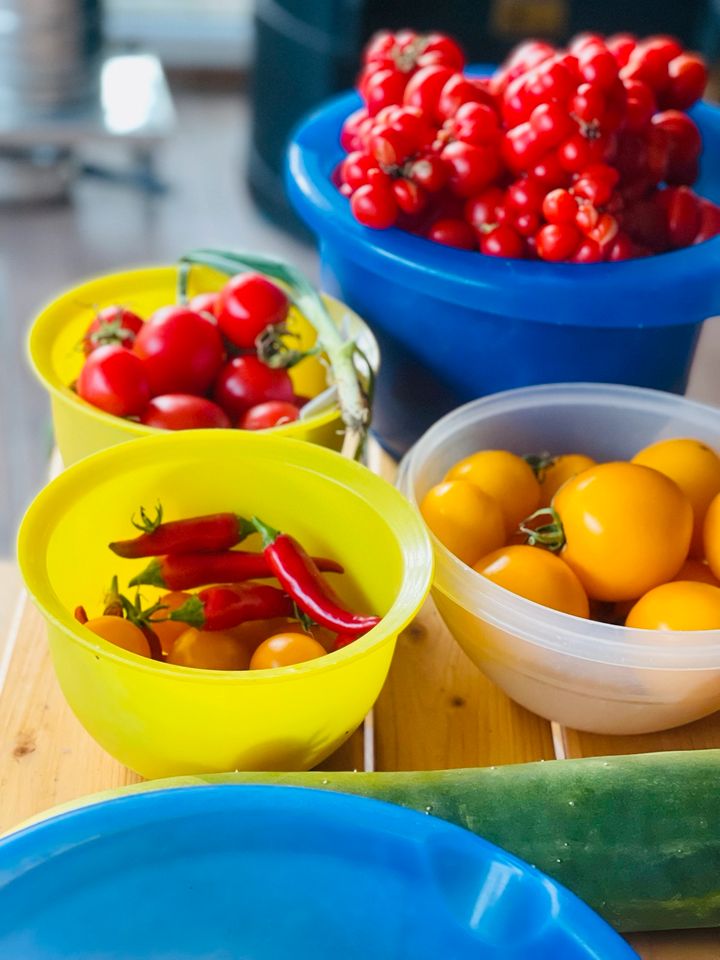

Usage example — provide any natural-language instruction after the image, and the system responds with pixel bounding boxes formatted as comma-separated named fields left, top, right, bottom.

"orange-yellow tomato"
left=632, top=438, right=720, bottom=558
left=473, top=545, right=589, bottom=618
left=445, top=450, right=540, bottom=534
left=85, top=615, right=151, bottom=657
left=250, top=632, right=326, bottom=670
left=673, top=558, right=720, bottom=587
left=153, top=591, right=193, bottom=655
left=420, top=479, right=505, bottom=566
left=626, top=581, right=720, bottom=630
left=704, top=492, right=720, bottom=581
left=553, top=462, right=693, bottom=602
left=538, top=454, right=596, bottom=507
left=168, top=627, right=252, bottom=670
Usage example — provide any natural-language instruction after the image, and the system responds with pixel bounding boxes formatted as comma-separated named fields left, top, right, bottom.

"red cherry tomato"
left=441, top=141, right=501, bottom=197
left=139, top=394, right=231, bottom=430
left=215, top=274, right=289, bottom=350
left=479, top=224, right=524, bottom=258
left=213, top=356, right=295, bottom=419
left=427, top=218, right=475, bottom=249
left=350, top=182, right=398, bottom=229
left=536, top=223, right=581, bottom=261
left=239, top=401, right=301, bottom=430
left=133, top=306, right=225, bottom=396
left=188, top=292, right=220, bottom=318
left=77, top=344, right=150, bottom=417
left=83, top=306, right=144, bottom=356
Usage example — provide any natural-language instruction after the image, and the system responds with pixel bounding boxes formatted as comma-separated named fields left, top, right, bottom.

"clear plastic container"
left=398, top=383, right=720, bottom=735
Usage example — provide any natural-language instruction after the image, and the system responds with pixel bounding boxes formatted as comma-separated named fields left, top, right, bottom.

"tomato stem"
left=518, top=507, right=566, bottom=551
left=523, top=452, right=555, bottom=481
left=131, top=502, right=164, bottom=535
left=178, top=249, right=373, bottom=461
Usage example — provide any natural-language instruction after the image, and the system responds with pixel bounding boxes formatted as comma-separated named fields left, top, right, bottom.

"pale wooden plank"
left=561, top=711, right=720, bottom=760
left=628, top=929, right=720, bottom=958
left=0, top=600, right=141, bottom=835
left=0, top=559, right=21, bottom=663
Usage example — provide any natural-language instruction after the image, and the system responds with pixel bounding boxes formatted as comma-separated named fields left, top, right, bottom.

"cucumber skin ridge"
left=9, top=749, right=720, bottom=933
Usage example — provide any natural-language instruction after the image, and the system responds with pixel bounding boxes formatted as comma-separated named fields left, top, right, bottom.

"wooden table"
left=1, top=449, right=719, bottom=958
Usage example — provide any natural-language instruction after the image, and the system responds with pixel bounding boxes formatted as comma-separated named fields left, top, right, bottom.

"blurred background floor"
left=0, top=84, right=316, bottom=557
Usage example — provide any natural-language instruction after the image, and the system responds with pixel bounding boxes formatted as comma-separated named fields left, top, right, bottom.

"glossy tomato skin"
left=213, top=356, right=294, bottom=419
left=626, top=580, right=720, bottom=630
left=168, top=628, right=252, bottom=670
left=83, top=306, right=144, bottom=356
left=249, top=632, right=326, bottom=669
left=554, top=461, right=693, bottom=602
left=139, top=394, right=231, bottom=430
left=703, top=492, right=720, bottom=580
left=632, top=438, right=720, bottom=557
left=85, top=616, right=151, bottom=657
left=474, top=544, right=589, bottom=617
left=420, top=479, right=505, bottom=566
left=133, top=306, right=225, bottom=396
left=445, top=449, right=540, bottom=535
left=216, top=274, right=289, bottom=350
left=239, top=401, right=301, bottom=430
left=188, top=292, right=220, bottom=318
left=538, top=453, right=596, bottom=507
left=77, top=344, right=151, bottom=417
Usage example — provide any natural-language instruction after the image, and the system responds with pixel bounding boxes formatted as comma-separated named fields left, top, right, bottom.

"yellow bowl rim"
left=17, top=430, right=433, bottom=683
left=26, top=264, right=378, bottom=440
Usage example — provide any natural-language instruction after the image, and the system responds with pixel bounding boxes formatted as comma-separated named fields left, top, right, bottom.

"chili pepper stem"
left=168, top=596, right=206, bottom=629
left=129, top=559, right=163, bottom=588
left=252, top=516, right=280, bottom=548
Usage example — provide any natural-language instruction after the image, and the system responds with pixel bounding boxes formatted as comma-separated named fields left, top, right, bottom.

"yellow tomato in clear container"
left=420, top=479, right=505, bottom=566
left=445, top=450, right=540, bottom=535
left=627, top=581, right=720, bottom=631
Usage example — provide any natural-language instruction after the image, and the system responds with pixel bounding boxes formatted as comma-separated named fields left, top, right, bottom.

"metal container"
left=0, top=0, right=103, bottom=111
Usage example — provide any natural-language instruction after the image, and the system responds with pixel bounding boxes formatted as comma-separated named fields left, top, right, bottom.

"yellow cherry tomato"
left=445, top=450, right=540, bottom=535
left=85, top=616, right=151, bottom=657
left=704, top=492, right=720, bottom=581
left=626, top=581, right=720, bottom=630
left=632, top=437, right=720, bottom=557
left=473, top=545, right=589, bottom=617
left=420, top=479, right=505, bottom=566
left=250, top=632, right=326, bottom=670
left=673, top=558, right=720, bottom=587
left=537, top=454, right=596, bottom=507
left=153, top=591, right=193, bottom=655
left=168, top=628, right=252, bottom=670
left=551, top=461, right=693, bottom=602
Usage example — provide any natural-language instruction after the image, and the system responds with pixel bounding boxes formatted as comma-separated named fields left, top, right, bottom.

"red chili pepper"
left=74, top=605, right=89, bottom=625
left=169, top=582, right=293, bottom=631
left=253, top=518, right=381, bottom=636
left=333, top=632, right=358, bottom=650
left=129, top=550, right=344, bottom=591
left=109, top=505, right=255, bottom=559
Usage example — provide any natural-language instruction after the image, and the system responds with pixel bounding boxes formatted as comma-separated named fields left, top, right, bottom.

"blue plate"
left=0, top=785, right=637, bottom=959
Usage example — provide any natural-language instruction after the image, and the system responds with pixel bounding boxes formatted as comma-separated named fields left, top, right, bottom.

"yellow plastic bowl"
left=18, top=430, right=432, bottom=778
left=28, top=264, right=379, bottom=465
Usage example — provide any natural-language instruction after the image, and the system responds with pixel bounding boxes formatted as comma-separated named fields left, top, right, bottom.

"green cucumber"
left=14, top=750, right=720, bottom=933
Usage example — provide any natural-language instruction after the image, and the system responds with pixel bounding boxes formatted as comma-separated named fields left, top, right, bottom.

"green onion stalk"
left=178, top=248, right=374, bottom=461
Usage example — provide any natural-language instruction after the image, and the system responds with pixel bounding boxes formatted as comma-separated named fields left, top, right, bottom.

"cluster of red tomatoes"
left=76, top=273, right=307, bottom=431
left=422, top=438, right=720, bottom=630
left=337, top=28, right=720, bottom=261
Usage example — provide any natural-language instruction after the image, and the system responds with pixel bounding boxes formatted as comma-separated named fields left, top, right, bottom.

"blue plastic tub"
left=287, top=84, right=720, bottom=456
left=0, top=785, right=637, bottom=959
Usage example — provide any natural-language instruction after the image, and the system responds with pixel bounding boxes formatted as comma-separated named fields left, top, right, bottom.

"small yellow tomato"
left=473, top=545, right=589, bottom=617
left=153, top=591, right=193, bottom=655
left=420, top=480, right=505, bottom=566
left=704, top=492, right=720, bottom=581
left=445, top=450, right=540, bottom=534
left=626, top=581, right=720, bottom=630
left=673, top=558, right=720, bottom=587
left=85, top=616, right=151, bottom=657
left=250, top=632, right=326, bottom=670
left=538, top=453, right=596, bottom=507
left=632, top=437, right=720, bottom=558
left=552, top=461, right=693, bottom=602
left=168, top=628, right=251, bottom=670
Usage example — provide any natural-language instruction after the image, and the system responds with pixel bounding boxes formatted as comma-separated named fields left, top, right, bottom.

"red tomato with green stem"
left=77, top=344, right=151, bottom=417
left=213, top=356, right=295, bottom=419
left=133, top=306, right=225, bottom=396
left=83, top=306, right=144, bottom=356
left=215, top=274, right=290, bottom=350
left=140, top=394, right=231, bottom=430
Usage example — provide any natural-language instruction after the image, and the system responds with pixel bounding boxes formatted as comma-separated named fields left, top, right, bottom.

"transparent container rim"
left=398, top=382, right=720, bottom=671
